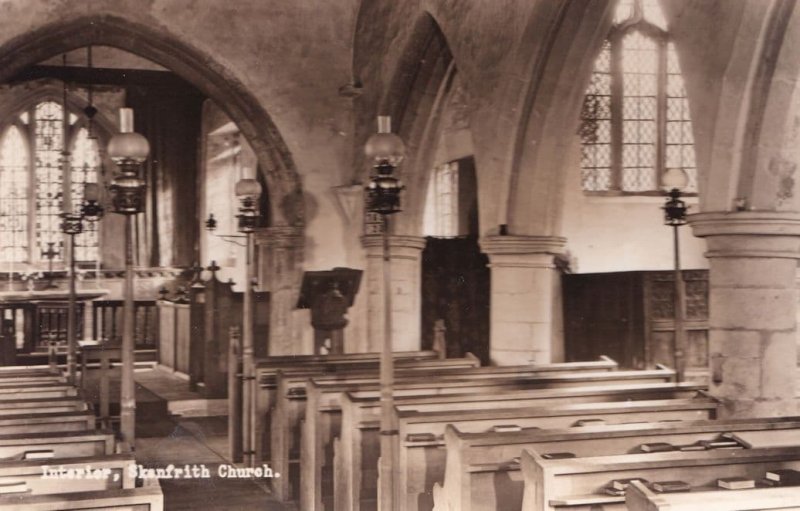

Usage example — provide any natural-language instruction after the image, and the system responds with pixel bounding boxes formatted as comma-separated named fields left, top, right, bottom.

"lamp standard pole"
left=672, top=219, right=687, bottom=381
left=107, top=108, right=149, bottom=447
left=242, top=229, right=254, bottom=466
left=236, top=180, right=261, bottom=468
left=61, top=185, right=103, bottom=387
left=62, top=217, right=80, bottom=385
left=207, top=178, right=262, bottom=467
left=662, top=168, right=689, bottom=383
left=364, top=115, right=405, bottom=510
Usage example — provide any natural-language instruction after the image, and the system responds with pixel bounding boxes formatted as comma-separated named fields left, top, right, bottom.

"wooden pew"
left=0, top=397, right=86, bottom=415
left=626, top=479, right=800, bottom=511
left=0, top=453, right=135, bottom=495
left=362, top=398, right=716, bottom=511
left=296, top=368, right=680, bottom=509
left=293, top=368, right=675, bottom=507
left=0, top=430, right=115, bottom=460
left=268, top=356, right=481, bottom=502
left=0, top=479, right=163, bottom=510
left=335, top=383, right=705, bottom=506
left=254, top=350, right=466, bottom=463
left=390, top=398, right=718, bottom=510
left=0, top=411, right=94, bottom=435
left=520, top=446, right=800, bottom=511
left=259, top=355, right=615, bottom=468
left=263, top=355, right=480, bottom=463
left=435, top=417, right=800, bottom=511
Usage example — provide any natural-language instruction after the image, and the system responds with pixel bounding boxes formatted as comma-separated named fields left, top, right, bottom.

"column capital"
left=361, top=234, right=427, bottom=251
left=690, top=211, right=800, bottom=259
left=479, top=235, right=566, bottom=255
left=479, top=235, right=565, bottom=268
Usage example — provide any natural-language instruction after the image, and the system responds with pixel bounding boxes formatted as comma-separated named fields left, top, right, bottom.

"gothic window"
left=423, top=161, right=459, bottom=238
left=0, top=101, right=101, bottom=264
left=579, top=0, right=697, bottom=194
left=0, top=126, right=29, bottom=263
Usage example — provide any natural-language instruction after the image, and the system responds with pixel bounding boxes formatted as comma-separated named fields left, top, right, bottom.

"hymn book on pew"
left=717, top=477, right=755, bottom=490
left=605, top=477, right=649, bottom=495
left=541, top=452, right=576, bottom=460
left=765, top=469, right=800, bottom=485
left=639, top=442, right=676, bottom=452
left=651, top=480, right=691, bottom=493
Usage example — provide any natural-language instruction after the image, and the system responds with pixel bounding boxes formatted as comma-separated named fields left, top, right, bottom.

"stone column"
left=255, top=226, right=305, bottom=356
left=480, top=235, right=566, bottom=366
left=691, top=211, right=800, bottom=418
left=361, top=235, right=427, bottom=353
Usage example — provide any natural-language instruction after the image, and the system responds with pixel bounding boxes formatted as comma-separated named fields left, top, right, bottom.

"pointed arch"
left=0, top=14, right=304, bottom=228
left=376, top=12, right=460, bottom=235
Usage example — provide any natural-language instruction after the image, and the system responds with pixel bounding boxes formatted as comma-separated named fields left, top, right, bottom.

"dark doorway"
left=421, top=236, right=490, bottom=364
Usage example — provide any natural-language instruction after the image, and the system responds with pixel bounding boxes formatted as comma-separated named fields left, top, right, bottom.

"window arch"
left=0, top=100, right=101, bottom=264
left=579, top=0, right=696, bottom=194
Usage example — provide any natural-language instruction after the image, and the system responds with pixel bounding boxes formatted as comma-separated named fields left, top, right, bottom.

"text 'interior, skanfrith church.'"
left=0, top=0, right=798, bottom=509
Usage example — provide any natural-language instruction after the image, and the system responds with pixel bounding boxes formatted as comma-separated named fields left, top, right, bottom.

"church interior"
left=0, top=0, right=799, bottom=509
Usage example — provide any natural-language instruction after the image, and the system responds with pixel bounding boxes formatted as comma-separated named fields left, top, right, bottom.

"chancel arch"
left=0, top=15, right=308, bottom=360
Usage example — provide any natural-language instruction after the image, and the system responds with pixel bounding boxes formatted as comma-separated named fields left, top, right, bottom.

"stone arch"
left=505, top=0, right=615, bottom=235
left=733, top=0, right=800, bottom=211
left=0, top=14, right=304, bottom=228
left=377, top=11, right=459, bottom=235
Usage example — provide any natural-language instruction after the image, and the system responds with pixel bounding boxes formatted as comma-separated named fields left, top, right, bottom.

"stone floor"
left=82, top=367, right=297, bottom=510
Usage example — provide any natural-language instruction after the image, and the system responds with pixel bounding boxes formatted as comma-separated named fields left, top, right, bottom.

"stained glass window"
left=579, top=0, right=697, bottom=194
left=423, top=161, right=459, bottom=238
left=0, top=101, right=101, bottom=264
left=34, top=101, right=65, bottom=261
left=0, top=126, right=29, bottom=263
left=70, top=128, right=100, bottom=262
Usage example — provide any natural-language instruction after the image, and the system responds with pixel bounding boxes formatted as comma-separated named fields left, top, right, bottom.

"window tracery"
left=0, top=101, right=100, bottom=264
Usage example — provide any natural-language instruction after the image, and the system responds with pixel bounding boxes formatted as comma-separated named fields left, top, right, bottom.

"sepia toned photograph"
left=0, top=0, right=797, bottom=509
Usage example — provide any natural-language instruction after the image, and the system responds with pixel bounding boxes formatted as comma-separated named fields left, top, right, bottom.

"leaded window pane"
left=579, top=41, right=612, bottom=192
left=579, top=0, right=697, bottom=195
left=423, top=161, right=459, bottom=237
left=665, top=43, right=697, bottom=192
left=71, top=128, right=100, bottom=262
left=34, top=101, right=64, bottom=262
left=0, top=126, right=29, bottom=263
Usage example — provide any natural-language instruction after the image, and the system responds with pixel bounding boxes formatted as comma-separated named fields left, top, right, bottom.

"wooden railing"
left=93, top=300, right=158, bottom=349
